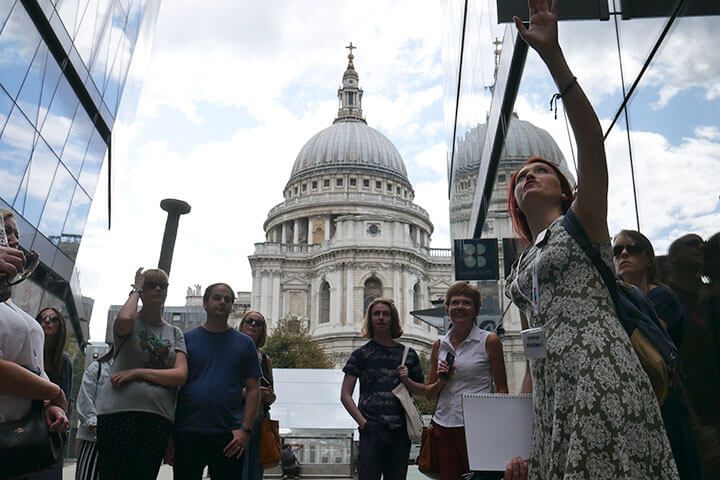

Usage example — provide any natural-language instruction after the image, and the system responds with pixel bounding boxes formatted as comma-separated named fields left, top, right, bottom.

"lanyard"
left=517, top=216, right=563, bottom=319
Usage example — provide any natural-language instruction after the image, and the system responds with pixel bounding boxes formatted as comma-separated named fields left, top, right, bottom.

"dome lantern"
left=335, top=43, right=365, bottom=124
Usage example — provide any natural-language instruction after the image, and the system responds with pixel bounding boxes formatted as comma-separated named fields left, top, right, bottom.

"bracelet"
left=129, top=285, right=143, bottom=296
left=549, top=76, right=578, bottom=119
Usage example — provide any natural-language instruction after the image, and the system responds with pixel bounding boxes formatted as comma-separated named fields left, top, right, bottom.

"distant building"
left=248, top=48, right=453, bottom=365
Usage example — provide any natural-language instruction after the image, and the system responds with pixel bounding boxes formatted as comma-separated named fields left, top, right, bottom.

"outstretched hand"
left=513, top=0, right=560, bottom=58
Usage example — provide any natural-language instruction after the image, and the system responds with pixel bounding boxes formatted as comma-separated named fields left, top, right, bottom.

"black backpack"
left=561, top=208, right=681, bottom=405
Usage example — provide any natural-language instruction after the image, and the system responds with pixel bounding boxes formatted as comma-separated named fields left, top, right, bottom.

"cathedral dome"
left=289, top=120, right=409, bottom=183
left=453, top=113, right=571, bottom=181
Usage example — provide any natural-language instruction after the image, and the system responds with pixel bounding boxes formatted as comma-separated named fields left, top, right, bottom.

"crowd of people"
left=1, top=2, right=719, bottom=480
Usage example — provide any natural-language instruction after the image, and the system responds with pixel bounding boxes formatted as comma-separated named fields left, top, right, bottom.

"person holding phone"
left=426, top=282, right=508, bottom=480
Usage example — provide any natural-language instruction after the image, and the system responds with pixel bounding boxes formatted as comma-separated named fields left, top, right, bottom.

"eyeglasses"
left=244, top=318, right=265, bottom=328
left=144, top=281, right=169, bottom=290
left=613, top=243, right=644, bottom=257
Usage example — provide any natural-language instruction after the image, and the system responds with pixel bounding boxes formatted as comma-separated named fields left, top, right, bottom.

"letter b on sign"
left=454, top=239, right=499, bottom=281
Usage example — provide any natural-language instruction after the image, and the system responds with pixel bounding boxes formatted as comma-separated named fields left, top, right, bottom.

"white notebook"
left=462, top=393, right=533, bottom=471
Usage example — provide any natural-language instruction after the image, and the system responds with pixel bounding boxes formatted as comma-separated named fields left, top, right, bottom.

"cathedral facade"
left=248, top=49, right=453, bottom=365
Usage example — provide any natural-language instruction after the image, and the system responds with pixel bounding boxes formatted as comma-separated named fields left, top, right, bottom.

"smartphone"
left=441, top=351, right=455, bottom=378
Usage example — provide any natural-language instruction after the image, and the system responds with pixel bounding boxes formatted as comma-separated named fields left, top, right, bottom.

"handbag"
left=392, top=345, right=424, bottom=443
left=417, top=423, right=440, bottom=478
left=0, top=399, right=63, bottom=477
left=258, top=416, right=281, bottom=468
left=561, top=208, right=681, bottom=405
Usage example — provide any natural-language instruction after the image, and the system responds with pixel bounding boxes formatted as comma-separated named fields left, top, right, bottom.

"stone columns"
left=325, top=217, right=331, bottom=241
left=293, top=219, right=300, bottom=244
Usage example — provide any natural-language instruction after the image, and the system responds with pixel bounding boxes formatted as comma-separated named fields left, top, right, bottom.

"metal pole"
left=158, top=198, right=191, bottom=275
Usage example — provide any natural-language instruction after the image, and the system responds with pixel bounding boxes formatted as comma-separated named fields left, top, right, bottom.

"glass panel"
left=13, top=138, right=59, bottom=226
left=0, top=86, right=14, bottom=133
left=56, top=0, right=82, bottom=38
left=40, top=74, right=78, bottom=156
left=38, top=163, right=75, bottom=241
left=16, top=43, right=63, bottom=128
left=61, top=186, right=91, bottom=260
left=61, top=103, right=93, bottom=177
left=0, top=106, right=36, bottom=203
left=0, top=1, right=15, bottom=32
left=0, top=3, right=42, bottom=100
left=78, top=129, right=107, bottom=197
left=73, top=0, right=111, bottom=70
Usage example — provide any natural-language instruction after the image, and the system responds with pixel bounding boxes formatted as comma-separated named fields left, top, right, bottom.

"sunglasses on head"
left=244, top=318, right=265, bottom=327
left=144, top=281, right=169, bottom=290
left=613, top=243, right=643, bottom=257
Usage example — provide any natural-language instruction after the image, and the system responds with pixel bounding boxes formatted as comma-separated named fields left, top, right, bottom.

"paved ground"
left=62, top=461, right=426, bottom=479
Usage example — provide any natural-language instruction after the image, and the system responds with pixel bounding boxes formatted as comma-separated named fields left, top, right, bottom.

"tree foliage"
left=415, top=352, right=436, bottom=414
left=263, top=321, right=334, bottom=369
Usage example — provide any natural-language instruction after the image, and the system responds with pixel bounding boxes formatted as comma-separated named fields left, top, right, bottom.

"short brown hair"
left=445, top=282, right=482, bottom=312
left=362, top=298, right=403, bottom=339
left=240, top=310, right=267, bottom=348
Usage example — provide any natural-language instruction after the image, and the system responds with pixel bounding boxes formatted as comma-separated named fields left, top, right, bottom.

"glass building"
left=0, top=0, right=161, bottom=345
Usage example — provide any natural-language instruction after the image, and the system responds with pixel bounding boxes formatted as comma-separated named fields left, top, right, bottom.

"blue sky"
left=74, top=1, right=719, bottom=341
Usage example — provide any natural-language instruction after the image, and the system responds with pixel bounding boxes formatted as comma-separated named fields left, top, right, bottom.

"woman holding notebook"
left=426, top=282, right=508, bottom=480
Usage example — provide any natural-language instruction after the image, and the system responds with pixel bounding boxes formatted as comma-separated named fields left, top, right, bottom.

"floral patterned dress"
left=506, top=219, right=678, bottom=480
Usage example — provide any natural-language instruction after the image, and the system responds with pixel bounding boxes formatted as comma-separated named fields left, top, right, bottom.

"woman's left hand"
left=111, top=369, right=138, bottom=386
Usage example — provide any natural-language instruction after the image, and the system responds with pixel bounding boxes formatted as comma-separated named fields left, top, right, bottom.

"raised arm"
left=514, top=0, right=608, bottom=243
left=425, top=340, right=449, bottom=400
left=114, top=268, right=145, bottom=337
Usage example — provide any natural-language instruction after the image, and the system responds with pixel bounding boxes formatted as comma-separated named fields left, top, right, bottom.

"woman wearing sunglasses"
left=96, top=268, right=188, bottom=480
left=27, top=308, right=73, bottom=480
left=613, top=230, right=702, bottom=480
left=239, top=310, right=276, bottom=480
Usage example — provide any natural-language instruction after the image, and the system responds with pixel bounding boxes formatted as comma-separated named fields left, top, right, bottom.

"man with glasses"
left=173, top=283, right=262, bottom=480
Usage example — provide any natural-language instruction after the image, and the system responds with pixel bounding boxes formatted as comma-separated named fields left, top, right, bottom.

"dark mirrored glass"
left=78, top=129, right=107, bottom=196
left=38, top=163, right=75, bottom=241
left=40, top=74, right=78, bottom=156
left=0, top=3, right=42, bottom=99
left=0, top=106, right=36, bottom=203
left=13, top=138, right=59, bottom=226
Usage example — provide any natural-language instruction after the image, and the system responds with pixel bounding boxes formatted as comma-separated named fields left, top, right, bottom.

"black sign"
left=454, top=239, right=499, bottom=281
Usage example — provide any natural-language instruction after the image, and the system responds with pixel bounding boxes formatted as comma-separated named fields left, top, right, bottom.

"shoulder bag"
left=0, top=399, right=63, bottom=477
left=258, top=354, right=281, bottom=468
left=561, top=208, right=681, bottom=405
left=392, top=344, right=424, bottom=443
left=417, top=339, right=441, bottom=478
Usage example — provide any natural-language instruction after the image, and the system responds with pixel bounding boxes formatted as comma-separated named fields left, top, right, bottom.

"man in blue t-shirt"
left=173, top=283, right=262, bottom=480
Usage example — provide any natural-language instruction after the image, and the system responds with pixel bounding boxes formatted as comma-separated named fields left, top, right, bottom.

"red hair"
left=508, top=156, right=574, bottom=245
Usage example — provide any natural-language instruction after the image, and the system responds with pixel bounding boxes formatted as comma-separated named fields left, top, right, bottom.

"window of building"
left=347, top=92, right=354, bottom=105
left=336, top=178, right=343, bottom=187
left=302, top=183, right=307, bottom=192
left=323, top=179, right=330, bottom=188
left=497, top=173, right=506, bottom=183
left=403, top=190, right=407, bottom=198
left=396, top=186, right=401, bottom=194
left=375, top=180, right=381, bottom=189
left=349, top=178, right=357, bottom=187
left=312, top=180, right=318, bottom=189
left=363, top=277, right=383, bottom=313
left=293, top=186, right=298, bottom=194
left=413, top=283, right=421, bottom=324
left=387, top=183, right=392, bottom=191
left=363, top=179, right=370, bottom=187
left=319, top=281, right=330, bottom=324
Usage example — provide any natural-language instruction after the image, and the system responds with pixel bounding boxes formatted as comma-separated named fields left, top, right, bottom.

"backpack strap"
left=561, top=209, right=618, bottom=292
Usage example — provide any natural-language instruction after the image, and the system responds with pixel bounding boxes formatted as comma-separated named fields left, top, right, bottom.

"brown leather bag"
left=258, top=417, right=281, bottom=468
left=417, top=423, right=439, bottom=478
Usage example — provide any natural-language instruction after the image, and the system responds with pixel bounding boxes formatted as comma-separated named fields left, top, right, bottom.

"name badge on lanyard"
left=521, top=326, right=547, bottom=359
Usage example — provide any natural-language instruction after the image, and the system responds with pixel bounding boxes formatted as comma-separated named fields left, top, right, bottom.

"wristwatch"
left=129, top=285, right=143, bottom=296
left=240, top=423, right=252, bottom=434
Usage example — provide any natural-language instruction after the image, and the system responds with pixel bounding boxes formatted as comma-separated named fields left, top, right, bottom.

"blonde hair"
left=240, top=310, right=267, bottom=348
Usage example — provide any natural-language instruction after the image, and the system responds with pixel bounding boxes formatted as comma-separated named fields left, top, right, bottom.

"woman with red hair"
left=502, top=1, right=677, bottom=479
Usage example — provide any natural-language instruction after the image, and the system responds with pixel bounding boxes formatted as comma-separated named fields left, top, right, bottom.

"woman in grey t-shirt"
left=96, top=268, right=188, bottom=480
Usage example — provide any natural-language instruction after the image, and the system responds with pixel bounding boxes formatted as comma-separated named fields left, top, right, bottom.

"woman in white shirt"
left=426, top=282, right=508, bottom=480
